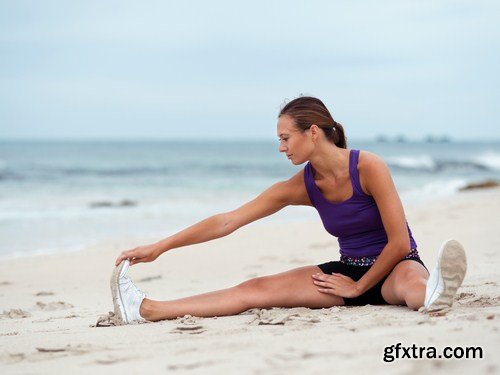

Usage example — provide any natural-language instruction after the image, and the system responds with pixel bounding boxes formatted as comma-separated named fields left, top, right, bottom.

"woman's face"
left=277, top=115, right=314, bottom=165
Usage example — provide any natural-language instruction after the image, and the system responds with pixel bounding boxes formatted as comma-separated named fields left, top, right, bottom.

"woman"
left=112, top=96, right=467, bottom=324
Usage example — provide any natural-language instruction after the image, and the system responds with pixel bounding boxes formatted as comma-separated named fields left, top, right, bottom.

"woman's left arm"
left=313, top=152, right=411, bottom=298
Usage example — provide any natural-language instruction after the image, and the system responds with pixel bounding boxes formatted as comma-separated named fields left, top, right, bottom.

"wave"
left=387, top=154, right=498, bottom=173
left=0, top=163, right=288, bottom=181
left=400, top=178, right=468, bottom=204
left=1, top=152, right=500, bottom=182
left=473, top=151, right=500, bottom=171
left=387, top=155, right=436, bottom=171
left=0, top=244, right=87, bottom=261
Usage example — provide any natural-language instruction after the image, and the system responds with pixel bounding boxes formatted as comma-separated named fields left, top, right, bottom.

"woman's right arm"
left=115, top=170, right=310, bottom=266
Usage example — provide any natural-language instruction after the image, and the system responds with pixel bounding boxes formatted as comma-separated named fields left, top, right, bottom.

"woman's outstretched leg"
left=138, top=265, right=345, bottom=322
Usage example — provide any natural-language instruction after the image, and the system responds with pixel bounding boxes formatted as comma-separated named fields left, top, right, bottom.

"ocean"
left=1, top=140, right=499, bottom=258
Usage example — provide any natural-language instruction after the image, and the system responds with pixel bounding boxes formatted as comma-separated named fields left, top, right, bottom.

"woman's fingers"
left=115, top=248, right=138, bottom=266
left=312, top=273, right=342, bottom=283
left=312, top=273, right=346, bottom=292
left=129, top=255, right=148, bottom=266
left=313, top=280, right=334, bottom=287
left=331, top=272, right=352, bottom=281
left=115, top=243, right=161, bottom=266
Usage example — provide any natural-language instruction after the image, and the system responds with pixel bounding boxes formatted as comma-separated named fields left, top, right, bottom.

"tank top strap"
left=303, top=162, right=318, bottom=206
left=349, top=149, right=365, bottom=196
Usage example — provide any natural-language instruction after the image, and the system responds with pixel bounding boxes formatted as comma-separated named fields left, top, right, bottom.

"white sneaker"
left=110, top=260, right=147, bottom=324
left=423, top=239, right=467, bottom=312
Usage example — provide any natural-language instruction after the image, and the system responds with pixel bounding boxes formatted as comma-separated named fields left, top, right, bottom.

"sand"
left=1, top=188, right=499, bottom=374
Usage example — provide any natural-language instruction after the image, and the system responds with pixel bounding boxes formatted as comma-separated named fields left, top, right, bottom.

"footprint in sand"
left=1, top=309, right=31, bottom=319
left=0, top=352, right=26, bottom=364
left=35, top=301, right=74, bottom=311
left=171, top=325, right=205, bottom=334
left=467, top=295, right=500, bottom=307
left=248, top=308, right=321, bottom=326
left=167, top=360, right=216, bottom=371
left=457, top=292, right=476, bottom=300
left=1, top=344, right=98, bottom=364
left=0, top=331, right=19, bottom=336
left=172, top=315, right=206, bottom=334
left=456, top=292, right=500, bottom=307
left=63, top=314, right=79, bottom=319
left=35, top=291, right=55, bottom=296
left=93, top=311, right=122, bottom=327
left=94, top=355, right=134, bottom=365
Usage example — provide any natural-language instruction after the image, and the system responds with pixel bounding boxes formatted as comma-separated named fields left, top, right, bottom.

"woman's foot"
left=422, top=239, right=467, bottom=312
left=110, top=260, right=147, bottom=324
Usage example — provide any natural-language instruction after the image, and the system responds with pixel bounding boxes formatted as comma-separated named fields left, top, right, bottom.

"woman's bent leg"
left=381, top=260, right=429, bottom=310
left=140, top=266, right=345, bottom=321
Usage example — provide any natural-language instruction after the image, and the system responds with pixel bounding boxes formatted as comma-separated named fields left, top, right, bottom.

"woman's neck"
left=309, top=143, right=350, bottom=180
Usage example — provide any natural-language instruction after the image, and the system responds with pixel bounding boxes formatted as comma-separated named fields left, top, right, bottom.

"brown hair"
left=278, top=96, right=347, bottom=149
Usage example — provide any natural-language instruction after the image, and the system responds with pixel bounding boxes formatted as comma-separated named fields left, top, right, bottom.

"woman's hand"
left=115, top=243, right=163, bottom=266
left=312, top=272, right=363, bottom=298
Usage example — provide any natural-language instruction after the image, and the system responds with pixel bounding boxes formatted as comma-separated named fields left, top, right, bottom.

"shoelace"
left=119, top=276, right=144, bottom=295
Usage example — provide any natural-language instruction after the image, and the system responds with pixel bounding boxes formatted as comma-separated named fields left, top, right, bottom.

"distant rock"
left=459, top=180, right=500, bottom=191
left=89, top=199, right=137, bottom=208
left=89, top=201, right=113, bottom=208
left=375, top=135, right=389, bottom=143
left=119, top=199, right=137, bottom=207
left=425, top=135, right=451, bottom=143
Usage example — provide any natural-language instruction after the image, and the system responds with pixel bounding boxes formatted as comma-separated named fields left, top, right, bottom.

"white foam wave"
left=474, top=151, right=500, bottom=171
left=0, top=243, right=87, bottom=261
left=387, top=155, right=436, bottom=170
left=400, top=178, right=467, bottom=204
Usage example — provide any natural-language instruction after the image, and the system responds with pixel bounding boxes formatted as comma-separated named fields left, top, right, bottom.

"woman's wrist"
left=154, top=239, right=171, bottom=254
left=354, top=281, right=366, bottom=295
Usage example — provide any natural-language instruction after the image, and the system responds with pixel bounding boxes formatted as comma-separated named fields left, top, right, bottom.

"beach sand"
left=1, top=188, right=499, bottom=374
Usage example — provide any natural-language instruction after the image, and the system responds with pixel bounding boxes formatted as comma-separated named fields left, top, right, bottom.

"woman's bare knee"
left=234, top=269, right=344, bottom=309
left=235, top=277, right=273, bottom=308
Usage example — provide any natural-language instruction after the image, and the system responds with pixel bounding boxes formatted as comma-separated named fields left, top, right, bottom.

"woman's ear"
left=310, top=124, right=320, bottom=142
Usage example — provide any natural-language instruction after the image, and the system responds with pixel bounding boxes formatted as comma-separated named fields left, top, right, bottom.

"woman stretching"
left=112, top=96, right=467, bottom=324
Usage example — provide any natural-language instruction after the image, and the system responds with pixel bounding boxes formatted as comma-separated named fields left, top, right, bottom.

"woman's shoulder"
left=357, top=150, right=388, bottom=172
left=356, top=150, right=391, bottom=195
left=283, top=168, right=312, bottom=206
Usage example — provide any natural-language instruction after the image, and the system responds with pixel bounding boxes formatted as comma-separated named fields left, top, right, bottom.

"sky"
left=0, top=0, right=499, bottom=141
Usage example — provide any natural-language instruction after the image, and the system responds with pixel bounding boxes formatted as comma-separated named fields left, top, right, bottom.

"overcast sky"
left=1, top=0, right=499, bottom=141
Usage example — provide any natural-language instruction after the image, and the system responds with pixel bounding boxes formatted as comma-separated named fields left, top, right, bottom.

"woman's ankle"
left=139, top=298, right=157, bottom=321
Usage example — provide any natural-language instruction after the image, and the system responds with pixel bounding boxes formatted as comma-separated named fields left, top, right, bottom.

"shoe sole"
left=110, top=261, right=128, bottom=325
left=425, top=239, right=467, bottom=311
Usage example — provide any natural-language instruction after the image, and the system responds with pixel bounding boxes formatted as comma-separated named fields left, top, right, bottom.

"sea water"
left=1, top=140, right=499, bottom=258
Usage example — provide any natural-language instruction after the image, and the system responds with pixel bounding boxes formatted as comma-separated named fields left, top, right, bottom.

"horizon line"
left=1, top=137, right=500, bottom=143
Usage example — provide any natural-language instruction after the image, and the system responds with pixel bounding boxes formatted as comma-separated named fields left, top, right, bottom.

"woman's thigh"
left=236, top=265, right=345, bottom=309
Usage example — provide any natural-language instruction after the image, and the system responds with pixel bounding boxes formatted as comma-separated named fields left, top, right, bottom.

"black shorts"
left=317, top=257, right=429, bottom=306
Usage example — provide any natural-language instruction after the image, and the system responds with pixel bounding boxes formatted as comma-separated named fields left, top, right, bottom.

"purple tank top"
left=304, top=149, right=417, bottom=257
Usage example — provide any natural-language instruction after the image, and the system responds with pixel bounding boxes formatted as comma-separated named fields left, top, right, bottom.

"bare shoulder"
left=281, top=168, right=312, bottom=206
left=357, top=150, right=387, bottom=169
left=357, top=150, right=392, bottom=195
